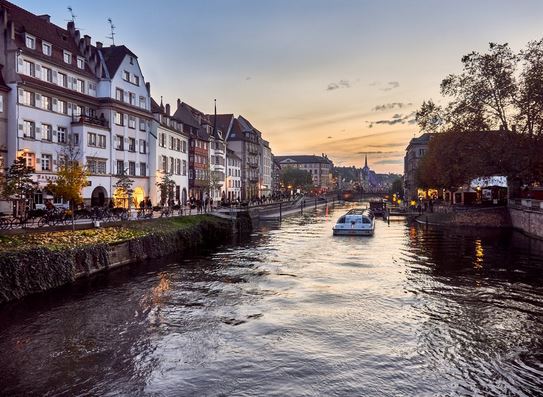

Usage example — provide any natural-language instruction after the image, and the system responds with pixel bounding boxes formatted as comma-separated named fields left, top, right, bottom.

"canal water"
left=1, top=203, right=543, bottom=396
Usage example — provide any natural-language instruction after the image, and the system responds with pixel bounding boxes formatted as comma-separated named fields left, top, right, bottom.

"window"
left=41, top=66, right=52, bottom=82
left=42, top=41, right=52, bottom=56
left=139, top=119, right=146, bottom=131
left=76, top=79, right=85, bottom=93
left=169, top=136, right=174, bottom=150
left=57, top=127, right=67, bottom=143
left=41, top=154, right=52, bottom=171
left=116, top=160, right=125, bottom=175
left=123, top=70, right=130, bottom=81
left=88, top=132, right=97, bottom=147
left=22, top=90, right=35, bottom=106
left=115, top=88, right=124, bottom=101
left=139, top=139, right=146, bottom=154
left=128, top=115, right=136, bottom=129
left=41, top=96, right=51, bottom=111
left=88, top=82, right=96, bottom=94
left=25, top=34, right=35, bottom=49
left=159, top=133, right=166, bottom=147
left=131, top=75, right=140, bottom=86
left=98, top=134, right=106, bottom=149
left=87, top=158, right=107, bottom=175
left=58, top=100, right=67, bottom=114
left=128, top=161, right=136, bottom=176
left=22, top=152, right=35, bottom=168
left=58, top=73, right=67, bottom=88
left=128, top=137, right=136, bottom=152
left=182, top=140, right=187, bottom=153
left=0, top=95, right=3, bottom=113
left=175, top=159, right=181, bottom=175
left=129, top=92, right=135, bottom=105
left=182, top=160, right=187, bottom=176
left=23, top=60, right=35, bottom=77
left=73, top=104, right=83, bottom=117
left=140, top=162, right=146, bottom=177
left=161, top=156, right=168, bottom=172
left=71, top=133, right=79, bottom=146
left=139, top=96, right=146, bottom=109
left=63, top=51, right=72, bottom=64
left=115, top=112, right=124, bottom=126
left=77, top=57, right=85, bottom=69
left=170, top=157, right=174, bottom=174
left=23, top=120, right=35, bottom=138
left=116, top=135, right=124, bottom=150
left=41, top=124, right=52, bottom=141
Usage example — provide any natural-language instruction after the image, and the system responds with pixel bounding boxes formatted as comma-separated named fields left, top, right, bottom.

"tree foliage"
left=47, top=159, right=88, bottom=207
left=418, top=39, right=543, bottom=136
left=280, top=167, right=313, bottom=191
left=1, top=156, right=37, bottom=201
left=156, top=172, right=176, bottom=206
left=416, top=130, right=543, bottom=190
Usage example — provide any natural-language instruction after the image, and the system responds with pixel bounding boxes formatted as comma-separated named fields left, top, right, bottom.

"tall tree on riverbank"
left=280, top=168, right=313, bottom=192
left=1, top=156, right=37, bottom=216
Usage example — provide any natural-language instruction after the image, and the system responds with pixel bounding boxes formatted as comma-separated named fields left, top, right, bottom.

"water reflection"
left=0, top=204, right=542, bottom=396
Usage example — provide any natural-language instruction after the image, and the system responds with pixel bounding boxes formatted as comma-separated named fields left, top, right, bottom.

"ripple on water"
left=1, top=205, right=543, bottom=395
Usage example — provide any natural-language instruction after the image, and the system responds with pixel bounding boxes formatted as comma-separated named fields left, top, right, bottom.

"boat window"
left=363, top=218, right=371, bottom=224
left=337, top=216, right=346, bottom=224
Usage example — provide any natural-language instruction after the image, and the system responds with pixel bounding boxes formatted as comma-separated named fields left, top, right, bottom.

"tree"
left=280, top=167, right=313, bottom=192
left=114, top=171, right=135, bottom=211
left=1, top=156, right=37, bottom=217
left=415, top=100, right=444, bottom=133
left=389, top=177, right=404, bottom=198
left=156, top=172, right=176, bottom=206
left=517, top=38, right=543, bottom=136
left=440, top=42, right=517, bottom=132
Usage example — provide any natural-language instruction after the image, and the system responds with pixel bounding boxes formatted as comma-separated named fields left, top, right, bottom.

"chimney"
left=145, top=82, right=150, bottom=96
left=38, top=14, right=50, bottom=23
left=96, top=41, right=103, bottom=49
left=165, top=104, right=170, bottom=116
left=177, top=98, right=181, bottom=108
left=67, top=21, right=75, bottom=34
left=84, top=34, right=91, bottom=46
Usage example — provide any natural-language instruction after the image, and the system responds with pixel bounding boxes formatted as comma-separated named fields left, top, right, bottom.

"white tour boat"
left=332, top=209, right=375, bottom=236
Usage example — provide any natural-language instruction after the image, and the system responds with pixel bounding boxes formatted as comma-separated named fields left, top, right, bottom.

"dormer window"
left=42, top=41, right=52, bottom=56
left=77, top=57, right=85, bottom=69
left=63, top=51, right=72, bottom=64
left=25, top=34, right=35, bottom=49
left=129, top=56, right=134, bottom=65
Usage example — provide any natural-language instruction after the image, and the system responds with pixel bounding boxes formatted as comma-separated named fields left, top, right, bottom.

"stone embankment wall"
left=418, top=207, right=511, bottom=228
left=509, top=207, right=543, bottom=239
left=0, top=215, right=252, bottom=304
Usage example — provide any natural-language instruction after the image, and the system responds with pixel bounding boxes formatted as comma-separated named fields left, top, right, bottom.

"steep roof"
left=408, top=132, right=433, bottom=147
left=205, top=113, right=232, bottom=140
left=173, top=102, right=200, bottom=129
left=275, top=155, right=332, bottom=164
left=99, top=45, right=137, bottom=77
left=1, top=0, right=96, bottom=77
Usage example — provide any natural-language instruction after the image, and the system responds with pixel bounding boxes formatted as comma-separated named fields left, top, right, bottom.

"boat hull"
left=332, top=228, right=374, bottom=236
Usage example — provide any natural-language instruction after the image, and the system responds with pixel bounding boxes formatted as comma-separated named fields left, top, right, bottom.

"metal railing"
left=72, top=115, right=109, bottom=128
left=509, top=198, right=543, bottom=212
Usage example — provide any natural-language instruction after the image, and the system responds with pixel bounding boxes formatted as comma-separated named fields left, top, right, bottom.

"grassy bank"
left=0, top=215, right=219, bottom=253
left=0, top=215, right=236, bottom=304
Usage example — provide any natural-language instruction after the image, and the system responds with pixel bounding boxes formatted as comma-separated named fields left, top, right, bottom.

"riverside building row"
left=0, top=0, right=277, bottom=209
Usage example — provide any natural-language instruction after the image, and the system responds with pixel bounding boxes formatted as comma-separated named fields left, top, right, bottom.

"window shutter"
left=35, top=93, right=41, bottom=108
left=17, top=88, right=23, bottom=103
left=17, top=57, right=23, bottom=71
left=35, top=126, right=41, bottom=138
left=18, top=123, right=23, bottom=137
left=35, top=64, right=41, bottom=75
left=52, top=70, right=58, bottom=84
left=124, top=114, right=128, bottom=124
left=53, top=130, right=57, bottom=136
left=52, top=98, right=58, bottom=112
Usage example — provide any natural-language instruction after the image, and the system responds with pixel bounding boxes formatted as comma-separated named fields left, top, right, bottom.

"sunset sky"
left=16, top=0, right=543, bottom=173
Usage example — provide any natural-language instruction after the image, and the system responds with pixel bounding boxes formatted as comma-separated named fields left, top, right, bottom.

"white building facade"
left=226, top=148, right=241, bottom=201
left=149, top=99, right=189, bottom=206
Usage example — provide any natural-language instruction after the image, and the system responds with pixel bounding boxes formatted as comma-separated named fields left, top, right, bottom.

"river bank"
left=0, top=214, right=251, bottom=304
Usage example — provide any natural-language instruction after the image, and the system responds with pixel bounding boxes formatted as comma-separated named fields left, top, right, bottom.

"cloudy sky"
left=17, top=0, right=543, bottom=173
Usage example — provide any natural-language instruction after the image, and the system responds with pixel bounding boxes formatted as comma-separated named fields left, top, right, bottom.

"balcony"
left=71, top=115, right=109, bottom=129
